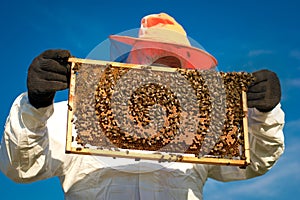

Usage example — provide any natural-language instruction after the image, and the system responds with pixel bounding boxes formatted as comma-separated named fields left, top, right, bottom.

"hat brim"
left=109, top=35, right=218, bottom=70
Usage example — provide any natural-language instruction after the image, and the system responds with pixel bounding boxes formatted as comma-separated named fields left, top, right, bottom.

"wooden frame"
left=66, top=57, right=251, bottom=167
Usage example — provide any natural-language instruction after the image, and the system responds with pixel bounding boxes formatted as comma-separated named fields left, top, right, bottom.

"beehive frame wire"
left=66, top=57, right=251, bottom=167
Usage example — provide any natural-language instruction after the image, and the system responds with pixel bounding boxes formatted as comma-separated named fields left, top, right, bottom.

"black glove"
left=27, top=49, right=71, bottom=108
left=247, top=69, right=281, bottom=112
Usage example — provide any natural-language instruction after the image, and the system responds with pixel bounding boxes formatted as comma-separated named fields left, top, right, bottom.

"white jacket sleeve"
left=0, top=93, right=70, bottom=183
left=207, top=103, right=285, bottom=181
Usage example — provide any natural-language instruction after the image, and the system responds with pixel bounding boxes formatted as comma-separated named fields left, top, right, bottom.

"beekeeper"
left=0, top=13, right=284, bottom=200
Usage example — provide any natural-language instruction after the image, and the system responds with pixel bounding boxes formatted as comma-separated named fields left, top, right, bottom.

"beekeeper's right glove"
left=27, top=49, right=71, bottom=108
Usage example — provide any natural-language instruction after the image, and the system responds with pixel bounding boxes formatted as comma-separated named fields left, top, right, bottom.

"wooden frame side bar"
left=66, top=61, right=76, bottom=152
left=242, top=91, right=251, bottom=165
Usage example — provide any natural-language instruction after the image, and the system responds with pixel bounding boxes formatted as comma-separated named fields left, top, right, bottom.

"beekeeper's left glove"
left=247, top=69, right=281, bottom=112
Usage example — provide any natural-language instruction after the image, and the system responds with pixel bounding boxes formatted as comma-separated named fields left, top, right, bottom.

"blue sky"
left=0, top=0, right=299, bottom=199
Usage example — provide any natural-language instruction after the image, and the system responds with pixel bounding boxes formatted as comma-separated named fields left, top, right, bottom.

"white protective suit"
left=0, top=93, right=284, bottom=200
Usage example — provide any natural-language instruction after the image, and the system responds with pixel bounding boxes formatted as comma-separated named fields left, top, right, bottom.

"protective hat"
left=109, top=13, right=218, bottom=69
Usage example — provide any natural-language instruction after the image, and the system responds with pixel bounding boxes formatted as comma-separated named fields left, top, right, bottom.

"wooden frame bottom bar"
left=66, top=147, right=248, bottom=166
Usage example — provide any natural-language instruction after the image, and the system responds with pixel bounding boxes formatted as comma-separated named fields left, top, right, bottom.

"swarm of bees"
left=72, top=63, right=254, bottom=159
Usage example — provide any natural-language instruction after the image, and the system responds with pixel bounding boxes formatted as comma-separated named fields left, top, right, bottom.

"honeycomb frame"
left=66, top=57, right=251, bottom=167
